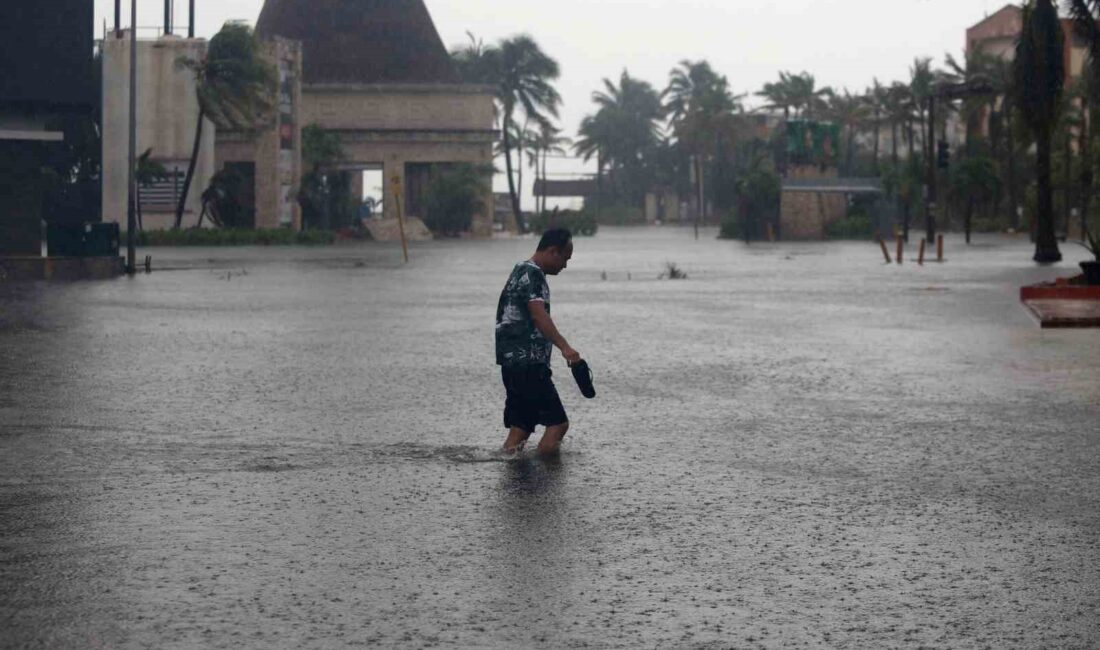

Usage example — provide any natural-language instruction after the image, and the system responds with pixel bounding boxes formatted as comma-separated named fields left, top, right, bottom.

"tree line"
left=454, top=1, right=1100, bottom=260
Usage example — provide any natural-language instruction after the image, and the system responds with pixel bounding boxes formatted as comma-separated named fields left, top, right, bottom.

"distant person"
left=495, top=228, right=581, bottom=456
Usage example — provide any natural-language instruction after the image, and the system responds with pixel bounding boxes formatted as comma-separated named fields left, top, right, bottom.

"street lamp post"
left=126, top=0, right=137, bottom=274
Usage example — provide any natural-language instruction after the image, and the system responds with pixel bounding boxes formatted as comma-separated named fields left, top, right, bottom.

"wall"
left=301, top=84, right=496, bottom=237
left=101, top=34, right=215, bottom=231
left=779, top=166, right=849, bottom=240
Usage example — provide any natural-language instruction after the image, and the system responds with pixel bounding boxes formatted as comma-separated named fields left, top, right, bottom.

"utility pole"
left=126, top=0, right=137, bottom=274
left=165, top=0, right=172, bottom=36
left=114, top=0, right=121, bottom=38
left=189, top=0, right=195, bottom=39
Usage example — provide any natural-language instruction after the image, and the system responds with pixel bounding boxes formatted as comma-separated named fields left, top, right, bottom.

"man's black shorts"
left=501, top=364, right=568, bottom=433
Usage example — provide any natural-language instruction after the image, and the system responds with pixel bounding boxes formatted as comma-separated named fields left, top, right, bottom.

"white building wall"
left=101, top=33, right=215, bottom=230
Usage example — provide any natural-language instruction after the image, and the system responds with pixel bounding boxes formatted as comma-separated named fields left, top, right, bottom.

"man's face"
left=545, top=241, right=573, bottom=275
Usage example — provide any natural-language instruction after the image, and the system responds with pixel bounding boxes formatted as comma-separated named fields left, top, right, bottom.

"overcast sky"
left=93, top=0, right=1009, bottom=205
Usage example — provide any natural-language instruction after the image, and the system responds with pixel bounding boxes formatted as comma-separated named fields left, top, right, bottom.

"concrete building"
left=966, top=4, right=1088, bottom=81
left=101, top=33, right=215, bottom=231
left=255, top=0, right=498, bottom=237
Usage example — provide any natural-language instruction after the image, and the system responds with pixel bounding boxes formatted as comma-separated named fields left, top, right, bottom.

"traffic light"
left=937, top=140, right=950, bottom=169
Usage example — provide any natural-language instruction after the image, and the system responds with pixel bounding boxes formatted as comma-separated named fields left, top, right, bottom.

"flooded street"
left=2, top=227, right=1098, bottom=648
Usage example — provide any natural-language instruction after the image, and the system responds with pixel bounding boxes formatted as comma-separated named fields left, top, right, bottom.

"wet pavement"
left=1, top=227, right=1098, bottom=648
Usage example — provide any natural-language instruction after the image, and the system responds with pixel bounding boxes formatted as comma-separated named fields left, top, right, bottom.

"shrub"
left=825, top=207, right=875, bottom=240
left=136, top=228, right=335, bottom=246
left=423, top=164, right=491, bottom=236
left=528, top=210, right=598, bottom=236
left=592, top=204, right=646, bottom=226
left=719, top=211, right=744, bottom=240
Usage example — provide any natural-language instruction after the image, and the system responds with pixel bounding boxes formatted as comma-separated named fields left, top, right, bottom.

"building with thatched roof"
left=255, top=0, right=497, bottom=236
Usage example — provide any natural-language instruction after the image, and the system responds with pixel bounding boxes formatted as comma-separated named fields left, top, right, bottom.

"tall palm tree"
left=574, top=112, right=613, bottom=217
left=495, top=35, right=561, bottom=224
left=1014, top=0, right=1065, bottom=262
left=498, top=119, right=538, bottom=211
left=827, top=89, right=871, bottom=176
left=868, top=79, right=888, bottom=172
left=174, top=22, right=276, bottom=230
left=665, top=60, right=741, bottom=231
left=758, top=73, right=794, bottom=121
left=528, top=123, right=570, bottom=214
left=783, top=71, right=833, bottom=120
left=586, top=70, right=664, bottom=206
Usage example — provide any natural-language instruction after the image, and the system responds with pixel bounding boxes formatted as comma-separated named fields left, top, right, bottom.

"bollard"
left=896, top=235, right=904, bottom=265
left=144, top=255, right=152, bottom=273
left=878, top=237, right=892, bottom=264
left=936, top=234, right=944, bottom=262
left=918, top=239, right=926, bottom=266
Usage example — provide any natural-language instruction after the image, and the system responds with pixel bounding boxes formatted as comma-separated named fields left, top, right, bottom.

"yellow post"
left=390, top=173, right=409, bottom=264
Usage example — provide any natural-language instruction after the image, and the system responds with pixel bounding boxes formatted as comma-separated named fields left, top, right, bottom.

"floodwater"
left=1, top=227, right=1098, bottom=648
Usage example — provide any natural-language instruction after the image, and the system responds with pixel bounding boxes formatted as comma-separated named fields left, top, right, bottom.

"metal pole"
left=126, top=0, right=138, bottom=274
left=188, top=0, right=195, bottom=38
left=165, top=0, right=172, bottom=35
left=114, top=0, right=121, bottom=37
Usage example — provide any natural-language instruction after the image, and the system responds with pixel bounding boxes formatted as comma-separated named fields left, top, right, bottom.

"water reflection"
left=489, top=454, right=574, bottom=613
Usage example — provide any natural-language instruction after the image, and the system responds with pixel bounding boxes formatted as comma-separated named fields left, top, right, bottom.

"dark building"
left=1, top=0, right=95, bottom=257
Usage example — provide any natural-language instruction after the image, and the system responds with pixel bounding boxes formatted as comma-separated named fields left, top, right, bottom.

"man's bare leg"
left=503, top=427, right=531, bottom=454
left=537, top=421, right=569, bottom=456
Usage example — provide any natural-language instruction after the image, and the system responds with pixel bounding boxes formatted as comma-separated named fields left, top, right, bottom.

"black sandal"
left=571, top=359, right=596, bottom=399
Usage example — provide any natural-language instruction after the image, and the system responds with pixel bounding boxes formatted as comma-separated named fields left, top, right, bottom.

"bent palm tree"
left=175, top=22, right=276, bottom=230
left=496, top=36, right=561, bottom=225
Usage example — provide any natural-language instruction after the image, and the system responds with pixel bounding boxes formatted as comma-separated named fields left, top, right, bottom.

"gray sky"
left=94, top=0, right=1007, bottom=207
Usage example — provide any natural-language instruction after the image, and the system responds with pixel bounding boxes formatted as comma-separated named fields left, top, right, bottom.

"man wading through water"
left=496, top=228, right=581, bottom=455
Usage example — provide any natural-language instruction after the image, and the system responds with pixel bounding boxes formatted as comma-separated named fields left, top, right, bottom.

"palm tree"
left=495, top=35, right=561, bottom=225
left=868, top=79, right=888, bottom=172
left=574, top=112, right=613, bottom=216
left=585, top=70, right=664, bottom=207
left=950, top=156, right=1001, bottom=243
left=135, top=149, right=167, bottom=232
left=1067, top=0, right=1100, bottom=239
left=665, top=60, right=741, bottom=232
left=827, top=90, right=871, bottom=176
left=783, top=71, right=833, bottom=119
left=174, top=22, right=276, bottom=230
left=528, top=123, right=570, bottom=214
left=1014, top=0, right=1065, bottom=262
left=758, top=74, right=794, bottom=121
left=884, top=83, right=911, bottom=169
left=498, top=119, right=538, bottom=212
left=450, top=32, right=501, bottom=87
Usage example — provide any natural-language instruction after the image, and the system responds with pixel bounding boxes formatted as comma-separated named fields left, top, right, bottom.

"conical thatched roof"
left=256, top=0, right=459, bottom=85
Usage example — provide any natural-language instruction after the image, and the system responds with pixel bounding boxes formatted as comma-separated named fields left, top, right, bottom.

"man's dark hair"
left=537, top=228, right=572, bottom=251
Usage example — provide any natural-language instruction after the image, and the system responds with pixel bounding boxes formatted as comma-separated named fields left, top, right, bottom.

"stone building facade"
left=256, top=0, right=497, bottom=237
left=214, top=37, right=304, bottom=230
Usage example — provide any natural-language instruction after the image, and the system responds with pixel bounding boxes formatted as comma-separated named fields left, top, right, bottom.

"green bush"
left=423, top=164, right=490, bottom=236
left=136, top=228, right=335, bottom=246
left=825, top=208, right=875, bottom=240
left=528, top=210, right=598, bottom=237
left=718, top=212, right=743, bottom=240
left=592, top=204, right=646, bottom=226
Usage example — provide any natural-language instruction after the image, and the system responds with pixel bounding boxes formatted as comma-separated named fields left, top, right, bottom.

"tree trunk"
left=872, top=112, right=880, bottom=172
left=891, top=121, right=899, bottom=170
left=1007, top=106, right=1019, bottom=231
left=1034, top=127, right=1063, bottom=262
left=136, top=187, right=144, bottom=231
left=846, top=127, right=856, bottom=177
left=1064, top=131, right=1072, bottom=239
left=965, top=197, right=973, bottom=244
left=175, top=107, right=205, bottom=230
left=1081, top=98, right=1094, bottom=241
left=502, top=114, right=522, bottom=231
left=902, top=196, right=911, bottom=242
